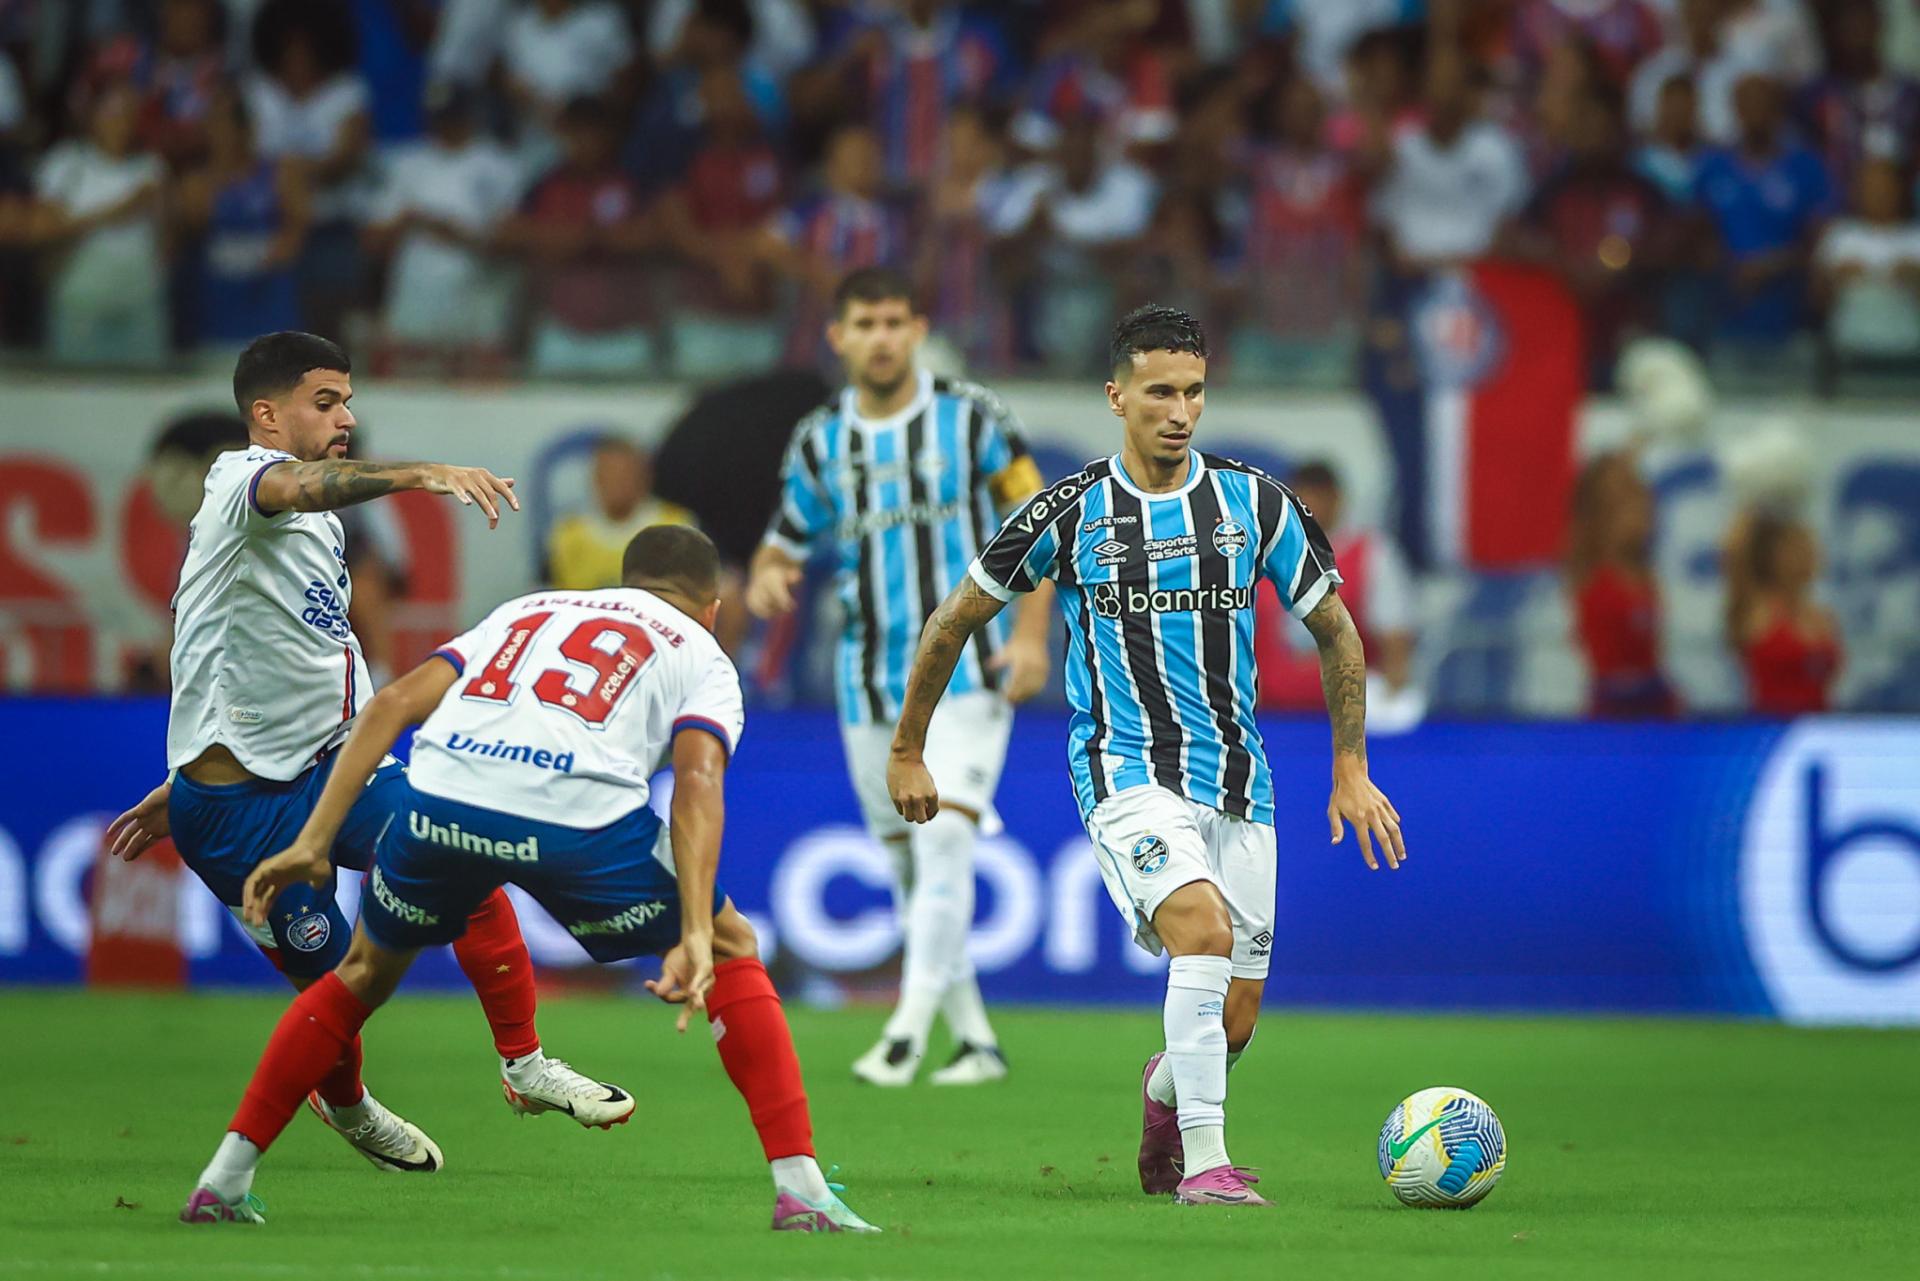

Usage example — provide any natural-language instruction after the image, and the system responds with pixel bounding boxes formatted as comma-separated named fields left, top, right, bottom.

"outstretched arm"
left=888, top=578, right=1009, bottom=822
left=241, top=656, right=458, bottom=923
left=254, top=459, right=520, bottom=526
left=1301, top=590, right=1405, bottom=871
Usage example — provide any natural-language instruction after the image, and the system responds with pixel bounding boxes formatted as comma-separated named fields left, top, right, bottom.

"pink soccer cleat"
left=1173, top=1164, right=1272, bottom=1207
left=1138, top=1053, right=1184, bottom=1194
left=178, top=1186, right=266, bottom=1224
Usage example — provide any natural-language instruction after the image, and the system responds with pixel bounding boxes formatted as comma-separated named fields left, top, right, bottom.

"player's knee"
left=336, top=935, right=406, bottom=1007
left=1155, top=882, right=1234, bottom=958
left=710, top=903, right=759, bottom=962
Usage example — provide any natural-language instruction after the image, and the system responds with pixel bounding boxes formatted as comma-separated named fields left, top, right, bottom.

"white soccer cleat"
left=501, top=1058, right=635, bottom=1130
left=305, top=1093, right=443, bottom=1174
left=851, top=1037, right=921, bottom=1087
left=929, top=1043, right=1008, bottom=1086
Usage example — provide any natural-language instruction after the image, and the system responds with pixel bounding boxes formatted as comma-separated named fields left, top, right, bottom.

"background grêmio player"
left=104, top=332, right=629, bottom=1178
left=183, top=526, right=879, bottom=1234
left=887, top=305, right=1406, bottom=1206
left=746, top=268, right=1052, bottom=1087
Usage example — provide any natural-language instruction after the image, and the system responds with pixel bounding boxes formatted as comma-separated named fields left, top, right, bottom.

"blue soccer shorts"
left=168, top=753, right=408, bottom=977
left=361, top=780, right=716, bottom=964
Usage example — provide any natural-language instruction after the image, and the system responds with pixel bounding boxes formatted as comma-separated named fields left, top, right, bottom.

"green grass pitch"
left=1, top=988, right=1915, bottom=1281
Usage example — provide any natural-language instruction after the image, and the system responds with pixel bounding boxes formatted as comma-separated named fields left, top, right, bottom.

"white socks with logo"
left=199, top=1132, right=262, bottom=1201
left=883, top=809, right=985, bottom=1051
left=1163, top=955, right=1233, bottom=1175
left=502, top=1049, right=548, bottom=1091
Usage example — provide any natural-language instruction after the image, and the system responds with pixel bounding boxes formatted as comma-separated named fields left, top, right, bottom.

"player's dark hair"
left=1291, top=460, right=1341, bottom=493
left=232, top=331, right=352, bottom=416
left=833, top=266, right=918, bottom=317
left=1109, top=304, right=1208, bottom=376
left=622, top=525, right=721, bottom=603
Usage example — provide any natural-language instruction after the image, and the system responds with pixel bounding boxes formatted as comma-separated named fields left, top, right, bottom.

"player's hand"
left=242, top=841, right=335, bottom=926
left=645, top=931, right=716, bottom=1033
left=419, top=463, right=519, bottom=529
left=1328, top=756, right=1405, bottom=872
left=102, top=779, right=172, bottom=861
left=989, top=634, right=1049, bottom=704
left=888, top=751, right=940, bottom=824
left=745, top=562, right=802, bottom=618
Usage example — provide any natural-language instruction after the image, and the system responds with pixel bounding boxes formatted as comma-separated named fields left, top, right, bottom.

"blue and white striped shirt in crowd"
left=969, top=452, right=1340, bottom=825
left=765, top=368, right=1037, bottom=726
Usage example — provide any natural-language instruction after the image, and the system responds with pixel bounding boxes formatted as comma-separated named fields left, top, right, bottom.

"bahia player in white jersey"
left=746, top=268, right=1053, bottom=1087
left=181, top=527, right=879, bottom=1234
left=106, top=333, right=627, bottom=1181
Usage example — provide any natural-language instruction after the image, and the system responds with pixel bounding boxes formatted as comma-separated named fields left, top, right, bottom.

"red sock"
left=313, top=1034, right=364, bottom=1109
left=229, top=973, right=371, bottom=1150
left=707, top=958, right=814, bottom=1161
left=452, top=888, right=541, bottom=1060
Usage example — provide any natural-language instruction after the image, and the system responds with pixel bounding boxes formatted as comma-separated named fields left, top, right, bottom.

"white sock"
left=198, top=1132, right=261, bottom=1201
left=325, top=1092, right=372, bottom=1129
left=502, top=1049, right=547, bottom=1090
left=1164, top=955, right=1232, bottom=1171
left=882, top=809, right=975, bottom=1051
left=771, top=1154, right=831, bottom=1202
left=1150, top=1040, right=1247, bottom=1108
left=939, top=962, right=998, bottom=1049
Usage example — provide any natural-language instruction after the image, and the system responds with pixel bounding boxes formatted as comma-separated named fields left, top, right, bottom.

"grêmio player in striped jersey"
left=887, top=305, right=1406, bottom=1206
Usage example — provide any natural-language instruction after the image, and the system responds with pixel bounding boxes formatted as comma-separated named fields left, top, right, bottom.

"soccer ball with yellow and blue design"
left=1377, top=1087, right=1506, bottom=1208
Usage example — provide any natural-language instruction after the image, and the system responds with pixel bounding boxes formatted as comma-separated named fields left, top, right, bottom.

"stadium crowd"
left=1, top=0, right=1918, bottom=385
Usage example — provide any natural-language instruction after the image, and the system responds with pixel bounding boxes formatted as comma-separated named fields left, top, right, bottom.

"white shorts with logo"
left=1085, top=784, right=1278, bottom=981
left=841, top=691, right=1012, bottom=842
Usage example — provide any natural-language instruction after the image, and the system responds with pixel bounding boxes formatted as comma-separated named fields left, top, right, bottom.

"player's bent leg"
left=704, top=903, right=880, bottom=1234
left=182, top=928, right=427, bottom=1223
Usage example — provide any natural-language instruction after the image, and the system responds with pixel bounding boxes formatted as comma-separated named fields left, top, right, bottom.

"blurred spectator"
left=1254, top=460, right=1418, bottom=710
left=824, top=0, right=1007, bottom=189
left=913, top=105, right=1015, bottom=368
left=1799, top=0, right=1920, bottom=196
left=1510, top=0, right=1665, bottom=90
left=1370, top=52, right=1530, bottom=269
left=1634, top=70, right=1702, bottom=203
left=657, top=66, right=787, bottom=378
left=364, top=85, right=520, bottom=359
left=1814, top=155, right=1920, bottom=359
left=173, top=87, right=307, bottom=349
left=1630, top=0, right=1751, bottom=145
left=500, top=95, right=659, bottom=377
left=628, top=0, right=783, bottom=191
left=1505, top=84, right=1678, bottom=385
left=648, top=0, right=816, bottom=83
left=247, top=0, right=373, bottom=341
left=1325, top=25, right=1424, bottom=156
left=29, top=80, right=166, bottom=367
left=1011, top=0, right=1175, bottom=155
left=987, top=111, right=1157, bottom=373
left=503, top=0, right=637, bottom=140
left=1567, top=451, right=1677, bottom=718
left=1726, top=507, right=1842, bottom=714
left=762, top=122, right=908, bottom=367
left=545, top=436, right=695, bottom=590
left=1238, top=73, right=1363, bottom=360
left=1692, top=70, right=1833, bottom=347
left=426, top=0, right=509, bottom=90
left=1256, top=0, right=1418, bottom=97
left=137, top=0, right=229, bottom=171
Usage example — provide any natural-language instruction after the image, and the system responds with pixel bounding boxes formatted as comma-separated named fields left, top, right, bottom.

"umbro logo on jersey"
left=1092, top=538, right=1128, bottom=566
left=1092, top=583, right=1255, bottom=619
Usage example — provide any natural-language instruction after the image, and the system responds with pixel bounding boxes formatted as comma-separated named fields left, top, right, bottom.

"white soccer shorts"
left=841, top=690, right=1012, bottom=842
left=1084, top=784, right=1278, bottom=981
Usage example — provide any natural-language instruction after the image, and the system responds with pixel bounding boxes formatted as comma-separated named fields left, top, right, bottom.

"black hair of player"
left=232, top=332, right=352, bottom=416
left=1109, top=304, right=1208, bottom=377
left=623, top=525, right=722, bottom=604
left=833, top=266, right=919, bottom=318
left=1291, top=460, right=1341, bottom=493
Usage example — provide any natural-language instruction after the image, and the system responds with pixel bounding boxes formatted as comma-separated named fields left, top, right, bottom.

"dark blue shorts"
left=168, top=754, right=408, bottom=977
left=363, top=781, right=715, bottom=964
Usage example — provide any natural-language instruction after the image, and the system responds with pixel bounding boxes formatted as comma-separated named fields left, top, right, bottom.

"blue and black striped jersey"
left=969, top=452, right=1340, bottom=824
left=766, top=369, right=1032, bottom=726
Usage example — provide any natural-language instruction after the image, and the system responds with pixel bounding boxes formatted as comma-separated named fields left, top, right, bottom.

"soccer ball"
left=1377, top=1087, right=1507, bottom=1208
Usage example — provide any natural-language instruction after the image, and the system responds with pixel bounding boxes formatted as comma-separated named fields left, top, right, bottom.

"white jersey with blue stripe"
left=968, top=452, right=1340, bottom=825
left=764, top=368, right=1030, bottom=726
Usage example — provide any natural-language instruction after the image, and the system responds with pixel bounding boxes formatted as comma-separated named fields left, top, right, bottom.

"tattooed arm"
left=888, top=578, right=1009, bottom=823
left=255, top=459, right=520, bottom=527
left=1302, top=589, right=1406, bottom=871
